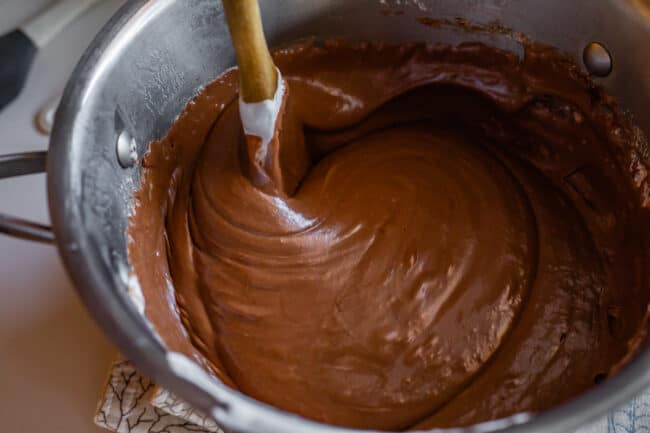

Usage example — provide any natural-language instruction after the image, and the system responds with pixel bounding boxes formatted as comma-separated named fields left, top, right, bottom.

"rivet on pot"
left=583, top=42, right=613, bottom=77
left=116, top=130, right=138, bottom=168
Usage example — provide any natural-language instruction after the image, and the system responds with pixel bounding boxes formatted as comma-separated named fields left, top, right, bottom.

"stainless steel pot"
left=1, top=0, right=649, bottom=432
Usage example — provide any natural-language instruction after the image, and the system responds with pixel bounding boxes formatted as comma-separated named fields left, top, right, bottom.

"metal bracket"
left=0, top=151, right=55, bottom=243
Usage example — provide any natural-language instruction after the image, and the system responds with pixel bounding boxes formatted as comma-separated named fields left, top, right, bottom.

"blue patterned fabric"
left=577, top=390, right=650, bottom=433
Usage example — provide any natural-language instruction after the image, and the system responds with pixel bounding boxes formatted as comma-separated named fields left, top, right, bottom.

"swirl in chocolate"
left=129, top=40, right=650, bottom=430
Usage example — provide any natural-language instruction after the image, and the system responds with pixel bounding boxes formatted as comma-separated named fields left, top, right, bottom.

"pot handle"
left=0, top=151, right=54, bottom=243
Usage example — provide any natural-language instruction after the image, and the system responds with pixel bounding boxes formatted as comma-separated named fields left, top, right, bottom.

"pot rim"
left=48, top=1, right=650, bottom=432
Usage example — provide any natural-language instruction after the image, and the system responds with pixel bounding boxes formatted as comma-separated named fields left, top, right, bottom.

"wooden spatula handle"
left=222, top=0, right=278, bottom=103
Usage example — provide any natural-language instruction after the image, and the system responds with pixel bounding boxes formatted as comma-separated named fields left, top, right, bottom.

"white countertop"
left=0, top=1, right=125, bottom=431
